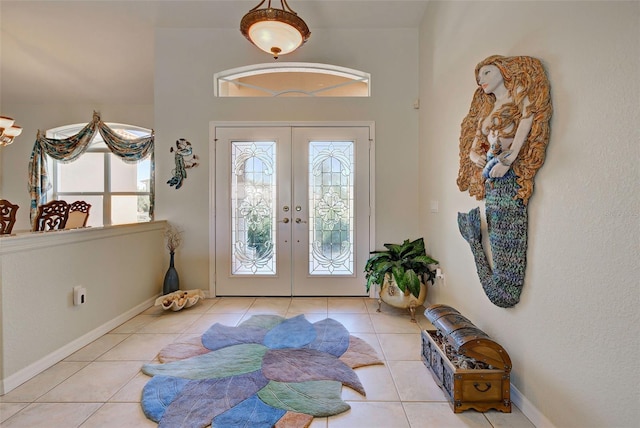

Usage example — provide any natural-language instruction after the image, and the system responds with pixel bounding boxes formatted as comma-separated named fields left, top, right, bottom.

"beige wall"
left=0, top=222, right=166, bottom=393
left=419, top=1, right=639, bottom=427
left=153, top=27, right=422, bottom=292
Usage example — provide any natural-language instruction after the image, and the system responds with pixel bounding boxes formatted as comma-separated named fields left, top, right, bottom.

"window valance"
left=28, top=111, right=154, bottom=224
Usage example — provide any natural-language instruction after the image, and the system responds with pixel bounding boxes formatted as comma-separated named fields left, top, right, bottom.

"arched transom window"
left=214, top=63, right=370, bottom=97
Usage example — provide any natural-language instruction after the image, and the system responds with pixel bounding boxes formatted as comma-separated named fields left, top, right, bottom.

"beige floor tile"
left=79, top=402, right=157, bottom=427
left=309, top=415, right=328, bottom=427
left=341, top=364, right=400, bottom=402
left=403, top=402, right=493, bottom=427
left=1, top=297, right=536, bottom=428
left=108, top=372, right=149, bottom=403
left=288, top=297, right=328, bottom=313
left=375, top=301, right=419, bottom=317
left=0, top=361, right=89, bottom=403
left=177, top=297, right=217, bottom=313
left=328, top=297, right=369, bottom=313
left=140, top=304, right=165, bottom=315
left=97, top=333, right=180, bottom=361
left=378, top=333, right=422, bottom=361
left=183, top=313, right=245, bottom=334
left=328, top=401, right=410, bottom=428
left=247, top=297, right=292, bottom=314
left=370, top=312, right=423, bottom=334
left=364, top=297, right=382, bottom=313
left=37, top=361, right=142, bottom=403
left=1, top=402, right=102, bottom=427
left=136, top=312, right=201, bottom=334
left=64, top=334, right=129, bottom=362
left=109, top=314, right=158, bottom=334
left=283, top=312, right=329, bottom=324
left=484, top=406, right=536, bottom=428
left=387, top=360, right=449, bottom=402
left=206, top=297, right=255, bottom=313
left=0, top=402, right=28, bottom=423
left=328, top=313, right=375, bottom=333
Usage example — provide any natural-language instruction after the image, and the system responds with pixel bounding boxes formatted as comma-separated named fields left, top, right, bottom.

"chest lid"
left=425, top=304, right=512, bottom=372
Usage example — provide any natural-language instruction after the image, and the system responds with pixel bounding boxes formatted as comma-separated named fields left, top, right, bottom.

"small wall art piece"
left=167, top=138, right=199, bottom=189
left=456, top=55, right=552, bottom=308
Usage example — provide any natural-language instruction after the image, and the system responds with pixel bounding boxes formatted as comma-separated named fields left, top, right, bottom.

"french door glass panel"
left=215, top=126, right=370, bottom=296
left=231, top=140, right=277, bottom=275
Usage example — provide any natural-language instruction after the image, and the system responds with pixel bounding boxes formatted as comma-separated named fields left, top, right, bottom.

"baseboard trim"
left=1, top=295, right=157, bottom=395
left=510, top=383, right=555, bottom=427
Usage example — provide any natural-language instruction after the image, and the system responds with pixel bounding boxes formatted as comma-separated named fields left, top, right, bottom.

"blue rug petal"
left=213, top=394, right=286, bottom=428
left=157, top=371, right=270, bottom=428
left=239, top=314, right=286, bottom=330
left=306, top=318, right=350, bottom=357
left=141, top=375, right=191, bottom=422
left=263, top=314, right=316, bottom=349
left=201, top=323, right=267, bottom=351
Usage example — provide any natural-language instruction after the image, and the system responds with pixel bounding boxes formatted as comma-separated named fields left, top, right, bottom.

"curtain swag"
left=28, top=111, right=155, bottom=225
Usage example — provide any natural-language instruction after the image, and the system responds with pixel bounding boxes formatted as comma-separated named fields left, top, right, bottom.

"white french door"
left=213, top=125, right=372, bottom=296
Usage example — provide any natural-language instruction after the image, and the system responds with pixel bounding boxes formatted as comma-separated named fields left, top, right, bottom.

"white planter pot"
left=377, top=274, right=427, bottom=322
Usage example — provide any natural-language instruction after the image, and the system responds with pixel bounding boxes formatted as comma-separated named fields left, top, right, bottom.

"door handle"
left=295, top=218, right=307, bottom=224
left=279, top=218, right=290, bottom=224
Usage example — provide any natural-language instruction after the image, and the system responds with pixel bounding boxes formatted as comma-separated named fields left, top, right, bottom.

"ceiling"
left=0, top=1, right=429, bottom=105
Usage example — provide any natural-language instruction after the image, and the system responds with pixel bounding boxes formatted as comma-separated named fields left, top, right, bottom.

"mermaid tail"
left=458, top=173, right=527, bottom=307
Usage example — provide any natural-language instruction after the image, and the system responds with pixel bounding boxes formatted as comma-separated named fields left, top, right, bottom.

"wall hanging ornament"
left=167, top=138, right=199, bottom=189
left=456, top=55, right=552, bottom=307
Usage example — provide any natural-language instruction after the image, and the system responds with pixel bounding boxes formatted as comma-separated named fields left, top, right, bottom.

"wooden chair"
left=33, top=200, right=70, bottom=231
left=65, top=200, right=91, bottom=229
left=0, top=199, right=19, bottom=235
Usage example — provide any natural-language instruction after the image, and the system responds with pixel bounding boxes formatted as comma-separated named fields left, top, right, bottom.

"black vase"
left=163, top=251, right=180, bottom=295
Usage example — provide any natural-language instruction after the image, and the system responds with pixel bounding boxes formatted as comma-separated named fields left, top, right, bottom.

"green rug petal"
left=258, top=380, right=350, bottom=417
left=143, top=343, right=267, bottom=379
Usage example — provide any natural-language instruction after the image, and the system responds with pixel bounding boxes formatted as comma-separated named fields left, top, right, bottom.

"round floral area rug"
left=141, top=314, right=383, bottom=427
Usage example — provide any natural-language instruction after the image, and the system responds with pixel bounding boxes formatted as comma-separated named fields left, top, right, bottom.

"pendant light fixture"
left=240, top=0, right=310, bottom=59
left=0, top=116, right=22, bottom=147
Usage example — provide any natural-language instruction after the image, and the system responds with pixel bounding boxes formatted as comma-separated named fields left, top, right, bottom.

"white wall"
left=153, top=27, right=422, bottom=292
left=419, top=1, right=639, bottom=427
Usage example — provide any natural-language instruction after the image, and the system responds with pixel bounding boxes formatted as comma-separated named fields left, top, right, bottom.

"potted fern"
left=364, top=238, right=438, bottom=322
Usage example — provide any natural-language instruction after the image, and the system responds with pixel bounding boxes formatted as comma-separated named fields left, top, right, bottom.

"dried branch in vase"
left=165, top=224, right=183, bottom=252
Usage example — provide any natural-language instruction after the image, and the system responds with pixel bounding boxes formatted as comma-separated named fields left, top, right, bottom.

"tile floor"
left=0, top=297, right=535, bottom=427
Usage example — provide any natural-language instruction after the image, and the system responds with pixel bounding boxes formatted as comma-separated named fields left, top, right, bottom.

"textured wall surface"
left=419, top=2, right=639, bottom=427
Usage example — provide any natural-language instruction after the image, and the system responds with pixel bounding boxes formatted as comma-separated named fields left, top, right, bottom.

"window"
left=47, top=123, right=153, bottom=227
left=214, top=62, right=370, bottom=97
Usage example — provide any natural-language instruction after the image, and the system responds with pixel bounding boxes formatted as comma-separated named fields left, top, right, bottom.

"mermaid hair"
left=457, top=55, right=553, bottom=205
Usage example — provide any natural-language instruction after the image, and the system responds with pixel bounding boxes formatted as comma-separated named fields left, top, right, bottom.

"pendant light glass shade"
left=240, top=0, right=310, bottom=59
left=0, top=116, right=22, bottom=147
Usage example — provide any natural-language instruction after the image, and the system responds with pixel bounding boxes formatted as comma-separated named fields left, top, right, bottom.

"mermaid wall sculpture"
left=457, top=55, right=552, bottom=307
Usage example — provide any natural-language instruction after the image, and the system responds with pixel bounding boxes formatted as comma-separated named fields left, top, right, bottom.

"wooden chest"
left=421, top=304, right=512, bottom=413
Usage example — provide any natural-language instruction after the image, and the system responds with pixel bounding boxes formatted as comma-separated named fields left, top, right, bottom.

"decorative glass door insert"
left=308, top=141, right=354, bottom=276
left=231, top=141, right=277, bottom=275
left=215, top=125, right=371, bottom=296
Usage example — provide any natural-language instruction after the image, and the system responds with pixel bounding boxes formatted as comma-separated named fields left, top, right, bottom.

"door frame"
left=208, top=121, right=376, bottom=298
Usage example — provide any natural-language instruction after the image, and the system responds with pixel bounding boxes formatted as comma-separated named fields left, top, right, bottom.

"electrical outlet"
left=73, top=286, right=87, bottom=305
